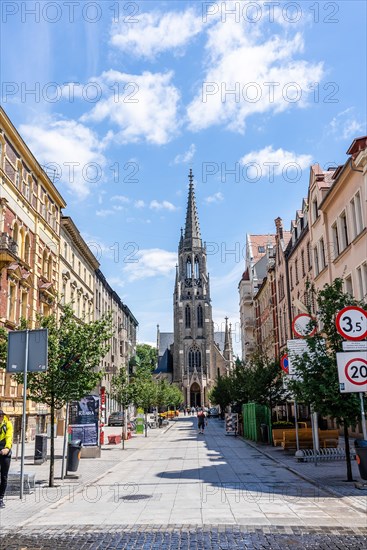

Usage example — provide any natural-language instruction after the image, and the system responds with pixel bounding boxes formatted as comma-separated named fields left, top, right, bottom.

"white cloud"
left=82, top=70, right=180, bottom=145
left=328, top=108, right=365, bottom=140
left=187, top=16, right=324, bottom=133
left=123, top=248, right=177, bottom=281
left=173, top=143, right=196, bottom=164
left=134, top=200, right=145, bottom=208
left=149, top=200, right=178, bottom=211
left=110, top=8, right=203, bottom=59
left=96, top=209, right=114, bottom=217
left=204, top=192, right=224, bottom=204
left=111, top=195, right=130, bottom=203
left=240, top=146, right=312, bottom=180
left=19, top=118, right=107, bottom=199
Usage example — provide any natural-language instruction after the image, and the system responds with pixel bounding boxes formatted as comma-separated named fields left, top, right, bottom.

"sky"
left=1, top=1, right=366, bottom=356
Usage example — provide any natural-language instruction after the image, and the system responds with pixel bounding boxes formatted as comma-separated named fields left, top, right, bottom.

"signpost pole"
left=359, top=393, right=367, bottom=440
left=61, top=402, right=69, bottom=479
left=20, top=330, right=29, bottom=500
left=294, top=399, right=300, bottom=452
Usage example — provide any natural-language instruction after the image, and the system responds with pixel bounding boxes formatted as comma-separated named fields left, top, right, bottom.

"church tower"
left=173, top=170, right=216, bottom=407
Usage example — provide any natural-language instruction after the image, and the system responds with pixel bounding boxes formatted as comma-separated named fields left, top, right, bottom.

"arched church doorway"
left=190, top=382, right=201, bottom=407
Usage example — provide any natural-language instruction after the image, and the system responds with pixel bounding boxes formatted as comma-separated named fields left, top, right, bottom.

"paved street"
left=1, top=416, right=366, bottom=548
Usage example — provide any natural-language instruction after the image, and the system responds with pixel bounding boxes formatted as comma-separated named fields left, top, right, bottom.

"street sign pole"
left=294, top=399, right=300, bottom=452
left=20, top=330, right=29, bottom=500
left=61, top=401, right=69, bottom=480
left=360, top=393, right=367, bottom=440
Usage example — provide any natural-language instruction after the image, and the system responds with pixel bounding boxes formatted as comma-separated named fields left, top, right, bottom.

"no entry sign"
left=292, top=314, right=317, bottom=338
left=337, top=351, right=367, bottom=393
left=335, top=306, right=367, bottom=341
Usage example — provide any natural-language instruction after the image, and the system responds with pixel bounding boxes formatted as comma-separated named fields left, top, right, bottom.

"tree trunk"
left=343, top=421, right=354, bottom=482
left=145, top=411, right=148, bottom=437
left=49, top=396, right=55, bottom=487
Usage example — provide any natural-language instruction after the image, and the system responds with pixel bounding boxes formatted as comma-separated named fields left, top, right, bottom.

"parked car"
left=107, top=412, right=125, bottom=426
left=208, top=407, right=219, bottom=417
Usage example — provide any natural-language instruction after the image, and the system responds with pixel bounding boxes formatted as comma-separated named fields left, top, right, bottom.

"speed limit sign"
left=335, top=306, right=367, bottom=341
left=337, top=352, right=367, bottom=393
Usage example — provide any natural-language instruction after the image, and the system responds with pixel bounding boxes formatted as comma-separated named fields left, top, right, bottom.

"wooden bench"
left=7, top=472, right=36, bottom=494
left=282, top=429, right=339, bottom=450
left=272, top=424, right=308, bottom=446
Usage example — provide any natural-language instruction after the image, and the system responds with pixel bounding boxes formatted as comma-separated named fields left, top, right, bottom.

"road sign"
left=280, top=353, right=289, bottom=374
left=287, top=339, right=309, bottom=376
left=335, top=306, right=367, bottom=341
left=337, top=351, right=367, bottom=393
left=292, top=314, right=317, bottom=338
left=7, top=329, right=48, bottom=373
left=343, top=341, right=367, bottom=352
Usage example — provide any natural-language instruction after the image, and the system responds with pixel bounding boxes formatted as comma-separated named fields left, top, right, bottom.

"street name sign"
left=335, top=306, right=367, bottom=341
left=292, top=314, right=317, bottom=338
left=336, top=351, right=367, bottom=393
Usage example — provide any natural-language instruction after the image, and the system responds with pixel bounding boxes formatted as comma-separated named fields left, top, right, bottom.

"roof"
left=155, top=348, right=173, bottom=374
left=247, top=234, right=276, bottom=265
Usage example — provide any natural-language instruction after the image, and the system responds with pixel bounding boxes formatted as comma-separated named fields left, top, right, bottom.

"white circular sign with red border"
left=335, top=306, right=367, bottom=341
left=292, top=314, right=317, bottom=338
left=344, top=358, right=367, bottom=386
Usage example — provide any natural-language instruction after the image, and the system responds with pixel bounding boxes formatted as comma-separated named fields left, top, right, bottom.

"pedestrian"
left=0, top=409, right=13, bottom=508
left=191, top=406, right=195, bottom=415
left=197, top=408, right=206, bottom=435
left=184, top=408, right=187, bottom=416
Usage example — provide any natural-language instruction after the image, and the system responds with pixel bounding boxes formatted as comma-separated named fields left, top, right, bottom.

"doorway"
left=190, top=382, right=201, bottom=407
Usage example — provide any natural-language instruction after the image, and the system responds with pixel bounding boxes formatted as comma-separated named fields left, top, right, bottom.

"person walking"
left=0, top=410, right=13, bottom=508
left=197, top=408, right=206, bottom=435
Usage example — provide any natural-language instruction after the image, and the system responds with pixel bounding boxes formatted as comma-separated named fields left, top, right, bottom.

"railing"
left=0, top=232, right=18, bottom=255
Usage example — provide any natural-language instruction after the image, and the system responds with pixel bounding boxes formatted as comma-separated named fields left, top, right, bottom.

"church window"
left=188, top=348, right=201, bottom=372
left=194, top=256, right=200, bottom=278
left=197, top=304, right=203, bottom=328
left=185, top=304, right=191, bottom=328
left=186, top=258, right=192, bottom=278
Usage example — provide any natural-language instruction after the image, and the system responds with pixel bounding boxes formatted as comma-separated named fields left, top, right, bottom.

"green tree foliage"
left=130, top=366, right=157, bottom=436
left=156, top=380, right=183, bottom=411
left=0, top=327, right=7, bottom=370
left=136, top=343, right=157, bottom=371
left=209, top=375, right=233, bottom=416
left=288, top=279, right=367, bottom=481
left=110, top=367, right=135, bottom=447
left=15, top=305, right=112, bottom=486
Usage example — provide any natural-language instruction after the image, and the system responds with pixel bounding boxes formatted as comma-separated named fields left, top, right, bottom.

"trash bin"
left=67, top=440, right=82, bottom=472
left=34, top=434, right=47, bottom=464
left=260, top=423, right=269, bottom=444
left=355, top=439, right=367, bottom=480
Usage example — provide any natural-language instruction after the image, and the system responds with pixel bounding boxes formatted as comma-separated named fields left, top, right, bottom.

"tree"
left=110, top=367, right=134, bottom=448
left=239, top=354, right=287, bottom=411
left=209, top=375, right=233, bottom=417
left=136, top=344, right=157, bottom=372
left=0, top=327, right=7, bottom=370
left=15, top=305, right=112, bottom=486
left=130, top=365, right=157, bottom=437
left=288, top=279, right=367, bottom=481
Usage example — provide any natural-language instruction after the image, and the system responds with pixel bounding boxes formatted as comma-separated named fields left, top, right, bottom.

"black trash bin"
left=67, top=440, right=82, bottom=473
left=355, top=439, right=367, bottom=480
left=34, top=434, right=47, bottom=464
left=260, top=423, right=269, bottom=444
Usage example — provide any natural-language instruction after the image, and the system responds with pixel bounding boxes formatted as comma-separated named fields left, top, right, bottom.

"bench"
left=272, top=424, right=309, bottom=446
left=108, top=434, right=122, bottom=444
left=282, top=429, right=339, bottom=450
left=7, top=472, right=36, bottom=494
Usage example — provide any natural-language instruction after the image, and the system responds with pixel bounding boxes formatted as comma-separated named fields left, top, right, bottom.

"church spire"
left=223, top=316, right=234, bottom=362
left=183, top=169, right=202, bottom=249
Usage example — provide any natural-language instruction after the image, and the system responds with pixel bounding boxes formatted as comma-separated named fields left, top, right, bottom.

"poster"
left=69, top=395, right=100, bottom=446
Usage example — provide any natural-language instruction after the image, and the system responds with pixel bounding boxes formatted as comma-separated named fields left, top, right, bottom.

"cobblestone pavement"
left=1, top=525, right=367, bottom=549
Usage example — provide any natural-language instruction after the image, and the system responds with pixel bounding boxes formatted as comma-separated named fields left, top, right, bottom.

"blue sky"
left=1, top=1, right=366, bottom=355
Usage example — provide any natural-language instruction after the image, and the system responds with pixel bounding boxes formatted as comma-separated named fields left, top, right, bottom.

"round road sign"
left=280, top=354, right=289, bottom=374
left=344, top=358, right=367, bottom=386
left=292, top=314, right=317, bottom=338
left=335, top=306, right=367, bottom=341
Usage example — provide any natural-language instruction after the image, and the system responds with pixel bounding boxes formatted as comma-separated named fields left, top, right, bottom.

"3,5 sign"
left=337, top=352, right=367, bottom=393
left=335, top=306, right=367, bottom=341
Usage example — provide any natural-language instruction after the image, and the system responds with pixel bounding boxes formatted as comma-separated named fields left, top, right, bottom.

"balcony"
left=0, top=232, right=18, bottom=269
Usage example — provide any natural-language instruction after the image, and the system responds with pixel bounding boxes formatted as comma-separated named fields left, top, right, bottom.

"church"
left=155, top=170, right=234, bottom=407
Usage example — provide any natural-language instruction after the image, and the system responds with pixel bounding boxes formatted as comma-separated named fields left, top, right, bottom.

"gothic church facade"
left=156, top=171, right=233, bottom=407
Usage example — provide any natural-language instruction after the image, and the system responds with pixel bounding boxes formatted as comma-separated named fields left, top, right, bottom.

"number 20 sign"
left=337, top=352, right=367, bottom=393
left=335, top=306, right=367, bottom=341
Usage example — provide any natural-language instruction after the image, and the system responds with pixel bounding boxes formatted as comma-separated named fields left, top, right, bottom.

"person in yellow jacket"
left=0, top=409, right=13, bottom=508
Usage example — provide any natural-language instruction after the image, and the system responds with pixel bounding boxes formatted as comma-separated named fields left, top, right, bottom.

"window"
left=344, top=275, right=353, bottom=297
left=290, top=266, right=293, bottom=289
left=64, top=242, right=68, bottom=260
left=21, top=291, right=28, bottom=319
left=186, top=258, right=192, bottom=278
left=319, top=238, right=326, bottom=270
left=258, top=246, right=265, bottom=253
left=197, top=304, right=203, bottom=328
left=295, top=260, right=299, bottom=284
left=194, top=256, right=200, bottom=278
left=350, top=192, right=363, bottom=239
left=24, top=234, right=30, bottom=264
left=332, top=222, right=340, bottom=259
left=188, top=348, right=201, bottom=372
left=71, top=253, right=75, bottom=269
left=78, top=261, right=81, bottom=276
left=357, top=262, right=367, bottom=300
left=314, top=247, right=319, bottom=276
left=301, top=250, right=305, bottom=276
left=47, top=255, right=52, bottom=280
left=312, top=197, right=319, bottom=223
left=340, top=211, right=349, bottom=250
left=185, top=305, right=191, bottom=328
left=42, top=250, right=48, bottom=277
left=8, top=284, right=16, bottom=321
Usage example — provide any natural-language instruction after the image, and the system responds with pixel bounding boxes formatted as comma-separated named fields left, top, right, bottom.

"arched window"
left=13, top=223, right=19, bottom=245
left=47, top=255, right=52, bottom=280
left=194, top=256, right=200, bottom=278
left=186, top=258, right=192, bottom=278
left=19, top=228, right=25, bottom=260
left=185, top=305, right=191, bottom=328
left=24, top=234, right=30, bottom=264
left=42, top=250, right=48, bottom=277
left=197, top=304, right=203, bottom=328
left=188, top=348, right=201, bottom=372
